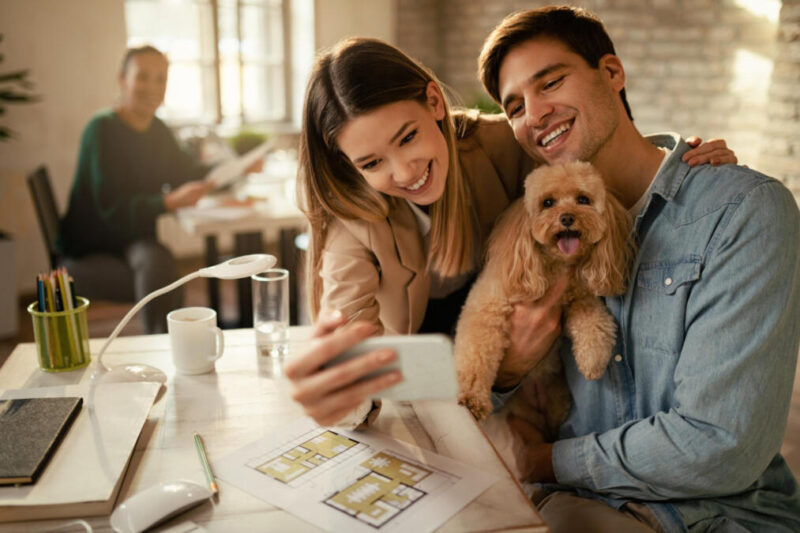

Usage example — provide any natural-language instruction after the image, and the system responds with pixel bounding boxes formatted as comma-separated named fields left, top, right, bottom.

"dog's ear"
left=488, top=201, right=548, bottom=299
left=580, top=193, right=634, bottom=296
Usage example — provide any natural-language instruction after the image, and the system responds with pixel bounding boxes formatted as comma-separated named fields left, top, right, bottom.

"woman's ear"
left=425, top=81, right=446, bottom=121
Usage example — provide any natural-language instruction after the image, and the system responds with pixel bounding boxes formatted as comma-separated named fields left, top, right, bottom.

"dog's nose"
left=560, top=213, right=575, bottom=227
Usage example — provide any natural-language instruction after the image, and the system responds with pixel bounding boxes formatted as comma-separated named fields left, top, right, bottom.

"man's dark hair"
left=119, top=45, right=167, bottom=76
left=478, top=6, right=633, bottom=121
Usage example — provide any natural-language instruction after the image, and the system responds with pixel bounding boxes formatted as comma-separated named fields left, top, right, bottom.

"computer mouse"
left=109, top=480, right=212, bottom=533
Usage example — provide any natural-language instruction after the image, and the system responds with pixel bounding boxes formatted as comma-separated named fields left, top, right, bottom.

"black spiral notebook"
left=0, top=397, right=83, bottom=485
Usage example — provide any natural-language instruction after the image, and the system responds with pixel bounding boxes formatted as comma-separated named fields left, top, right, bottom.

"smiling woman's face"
left=335, top=82, right=449, bottom=206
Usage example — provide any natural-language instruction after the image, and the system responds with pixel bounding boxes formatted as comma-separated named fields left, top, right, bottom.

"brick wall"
left=762, top=0, right=800, bottom=198
left=396, top=0, right=800, bottom=202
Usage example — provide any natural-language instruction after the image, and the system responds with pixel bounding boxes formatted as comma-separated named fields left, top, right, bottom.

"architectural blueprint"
left=214, top=417, right=497, bottom=532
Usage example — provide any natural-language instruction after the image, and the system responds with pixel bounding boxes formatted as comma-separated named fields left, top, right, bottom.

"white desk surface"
left=0, top=328, right=547, bottom=532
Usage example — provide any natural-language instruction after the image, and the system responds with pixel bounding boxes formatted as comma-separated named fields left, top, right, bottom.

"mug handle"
left=209, top=326, right=225, bottom=362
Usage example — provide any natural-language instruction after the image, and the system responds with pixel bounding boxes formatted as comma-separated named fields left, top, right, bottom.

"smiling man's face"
left=497, top=37, right=625, bottom=166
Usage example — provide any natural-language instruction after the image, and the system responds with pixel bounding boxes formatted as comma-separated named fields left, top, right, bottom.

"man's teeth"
left=541, top=123, right=570, bottom=147
left=406, top=165, right=430, bottom=191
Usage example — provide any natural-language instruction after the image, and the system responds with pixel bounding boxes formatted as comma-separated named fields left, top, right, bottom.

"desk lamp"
left=90, top=253, right=277, bottom=384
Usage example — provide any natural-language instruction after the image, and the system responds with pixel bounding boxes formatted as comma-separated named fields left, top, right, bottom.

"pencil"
left=37, top=274, right=45, bottom=312
left=193, top=432, right=218, bottom=495
left=68, top=276, right=78, bottom=308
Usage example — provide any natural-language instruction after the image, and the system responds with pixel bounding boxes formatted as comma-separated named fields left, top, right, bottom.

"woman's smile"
left=403, top=161, right=431, bottom=192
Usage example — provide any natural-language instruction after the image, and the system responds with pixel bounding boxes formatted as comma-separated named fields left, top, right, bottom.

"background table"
left=172, top=197, right=307, bottom=328
left=0, top=328, right=547, bottom=532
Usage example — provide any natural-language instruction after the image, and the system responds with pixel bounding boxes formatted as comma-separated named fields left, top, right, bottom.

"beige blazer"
left=318, top=113, right=534, bottom=334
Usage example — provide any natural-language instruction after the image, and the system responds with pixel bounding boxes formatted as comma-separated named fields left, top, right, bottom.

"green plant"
left=467, top=91, right=502, bottom=115
left=0, top=33, right=40, bottom=141
left=228, top=130, right=269, bottom=156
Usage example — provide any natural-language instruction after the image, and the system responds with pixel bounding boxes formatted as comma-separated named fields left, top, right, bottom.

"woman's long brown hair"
left=297, top=38, right=476, bottom=320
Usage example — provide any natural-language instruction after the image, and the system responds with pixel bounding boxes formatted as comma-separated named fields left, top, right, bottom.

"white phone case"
left=324, top=334, right=459, bottom=402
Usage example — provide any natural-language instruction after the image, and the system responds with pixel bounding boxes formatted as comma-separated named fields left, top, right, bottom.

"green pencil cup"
left=27, top=297, right=91, bottom=372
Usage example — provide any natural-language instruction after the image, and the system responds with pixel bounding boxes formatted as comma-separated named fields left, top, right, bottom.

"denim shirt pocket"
left=631, top=255, right=703, bottom=357
left=636, top=255, right=702, bottom=295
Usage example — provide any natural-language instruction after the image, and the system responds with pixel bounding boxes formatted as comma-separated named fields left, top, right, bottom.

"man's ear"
left=599, top=54, right=625, bottom=93
left=425, top=81, right=446, bottom=121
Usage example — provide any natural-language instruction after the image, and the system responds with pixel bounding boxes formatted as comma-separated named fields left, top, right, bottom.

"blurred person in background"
left=57, top=45, right=213, bottom=333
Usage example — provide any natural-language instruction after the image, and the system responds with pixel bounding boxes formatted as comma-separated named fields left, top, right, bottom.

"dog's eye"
left=577, top=195, right=591, bottom=205
left=542, top=198, right=555, bottom=208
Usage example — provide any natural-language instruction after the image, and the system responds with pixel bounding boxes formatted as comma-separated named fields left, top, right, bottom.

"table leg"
left=205, top=235, right=220, bottom=317
left=280, top=227, right=300, bottom=325
left=234, top=232, right=263, bottom=328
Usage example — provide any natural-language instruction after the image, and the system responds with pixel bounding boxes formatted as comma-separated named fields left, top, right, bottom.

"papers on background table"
left=215, top=417, right=498, bottom=533
left=176, top=205, right=256, bottom=222
left=0, top=382, right=160, bottom=523
left=204, top=140, right=272, bottom=189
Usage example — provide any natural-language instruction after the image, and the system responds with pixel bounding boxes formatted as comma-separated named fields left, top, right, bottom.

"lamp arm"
left=94, top=271, right=201, bottom=366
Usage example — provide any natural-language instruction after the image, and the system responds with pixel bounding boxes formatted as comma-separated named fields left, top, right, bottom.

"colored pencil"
left=193, top=432, right=218, bottom=495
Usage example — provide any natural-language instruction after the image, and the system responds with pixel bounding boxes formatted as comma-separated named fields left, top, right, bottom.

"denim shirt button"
left=614, top=354, right=623, bottom=362
left=664, top=277, right=673, bottom=286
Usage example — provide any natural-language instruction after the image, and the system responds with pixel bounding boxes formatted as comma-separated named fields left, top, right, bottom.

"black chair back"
left=26, top=165, right=61, bottom=269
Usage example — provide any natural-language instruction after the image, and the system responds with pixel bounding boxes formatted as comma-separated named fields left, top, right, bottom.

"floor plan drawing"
left=254, top=430, right=361, bottom=486
left=325, top=451, right=432, bottom=527
left=215, top=417, right=498, bottom=533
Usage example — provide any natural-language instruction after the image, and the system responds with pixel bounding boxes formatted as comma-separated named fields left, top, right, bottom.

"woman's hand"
left=163, top=180, right=215, bottom=211
left=283, top=310, right=402, bottom=426
left=495, top=274, right=568, bottom=390
left=683, top=137, right=737, bottom=167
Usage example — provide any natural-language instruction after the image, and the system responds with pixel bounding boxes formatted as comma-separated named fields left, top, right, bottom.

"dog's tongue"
left=558, top=236, right=580, bottom=255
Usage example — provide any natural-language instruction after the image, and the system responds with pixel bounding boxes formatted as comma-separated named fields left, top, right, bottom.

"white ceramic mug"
left=167, top=307, right=225, bottom=375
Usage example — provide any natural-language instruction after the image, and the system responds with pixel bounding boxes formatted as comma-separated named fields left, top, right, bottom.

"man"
left=58, top=46, right=214, bottom=333
left=478, top=6, right=800, bottom=532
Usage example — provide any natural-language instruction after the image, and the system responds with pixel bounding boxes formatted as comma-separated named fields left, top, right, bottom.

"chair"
left=26, top=165, right=61, bottom=269
left=25, top=165, right=144, bottom=335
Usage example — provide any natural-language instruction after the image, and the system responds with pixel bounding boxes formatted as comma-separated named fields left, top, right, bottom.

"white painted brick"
left=397, top=0, right=800, bottom=178
left=769, top=82, right=800, bottom=100
left=709, top=26, right=737, bottom=41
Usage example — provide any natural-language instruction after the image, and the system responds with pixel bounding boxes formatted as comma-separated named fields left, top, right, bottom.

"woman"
left=285, top=38, right=736, bottom=427
left=58, top=45, right=214, bottom=333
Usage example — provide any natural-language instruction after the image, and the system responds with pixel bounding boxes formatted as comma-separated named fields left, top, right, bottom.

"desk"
left=0, top=328, right=547, bottom=532
left=173, top=196, right=307, bottom=328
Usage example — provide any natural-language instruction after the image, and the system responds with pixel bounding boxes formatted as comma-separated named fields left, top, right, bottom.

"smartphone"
left=322, top=334, right=458, bottom=402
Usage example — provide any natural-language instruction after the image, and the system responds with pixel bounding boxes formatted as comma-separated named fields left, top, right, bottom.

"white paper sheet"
left=204, top=140, right=272, bottom=188
left=176, top=205, right=256, bottom=221
left=215, top=417, right=498, bottom=533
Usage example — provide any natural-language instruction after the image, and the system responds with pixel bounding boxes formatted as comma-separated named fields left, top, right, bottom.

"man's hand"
left=508, top=413, right=556, bottom=483
left=495, top=274, right=568, bottom=389
left=163, top=180, right=215, bottom=211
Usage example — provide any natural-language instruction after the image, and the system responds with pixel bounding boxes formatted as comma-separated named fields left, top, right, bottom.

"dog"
left=454, top=162, right=634, bottom=474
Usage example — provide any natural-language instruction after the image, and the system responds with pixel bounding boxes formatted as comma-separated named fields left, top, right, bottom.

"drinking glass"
left=252, top=269, right=289, bottom=358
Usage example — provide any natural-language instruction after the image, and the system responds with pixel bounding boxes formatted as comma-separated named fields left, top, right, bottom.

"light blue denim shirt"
left=547, top=134, right=800, bottom=532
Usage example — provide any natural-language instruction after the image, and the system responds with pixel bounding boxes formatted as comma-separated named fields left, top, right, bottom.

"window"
left=124, top=0, right=289, bottom=127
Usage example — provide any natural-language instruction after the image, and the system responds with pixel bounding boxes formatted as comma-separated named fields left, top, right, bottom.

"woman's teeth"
left=541, top=123, right=571, bottom=147
left=406, top=165, right=430, bottom=191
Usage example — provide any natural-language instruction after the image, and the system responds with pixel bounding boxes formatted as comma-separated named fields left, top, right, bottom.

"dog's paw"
left=576, top=356, right=608, bottom=380
left=459, top=392, right=493, bottom=421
